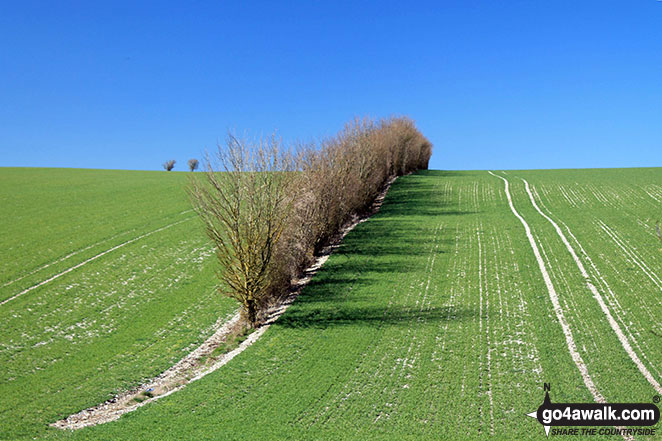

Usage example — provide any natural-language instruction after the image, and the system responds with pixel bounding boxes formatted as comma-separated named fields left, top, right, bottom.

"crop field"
left=0, top=168, right=237, bottom=440
left=1, top=167, right=661, bottom=440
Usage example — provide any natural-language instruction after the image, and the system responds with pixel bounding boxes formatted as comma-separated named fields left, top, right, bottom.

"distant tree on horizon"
left=163, top=160, right=176, bottom=171
left=188, top=158, right=199, bottom=172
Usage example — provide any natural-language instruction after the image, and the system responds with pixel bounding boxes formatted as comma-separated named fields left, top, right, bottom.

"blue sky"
left=1, top=1, right=660, bottom=171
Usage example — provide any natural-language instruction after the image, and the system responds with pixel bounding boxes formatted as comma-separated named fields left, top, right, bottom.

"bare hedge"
left=189, top=116, right=431, bottom=327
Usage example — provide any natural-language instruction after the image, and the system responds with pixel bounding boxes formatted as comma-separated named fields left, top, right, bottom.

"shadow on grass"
left=337, top=225, right=454, bottom=257
left=275, top=304, right=472, bottom=329
left=414, top=169, right=475, bottom=177
left=376, top=172, right=481, bottom=218
left=276, top=169, right=479, bottom=329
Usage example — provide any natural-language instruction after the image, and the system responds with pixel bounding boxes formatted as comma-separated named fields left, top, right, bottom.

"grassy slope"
left=53, top=169, right=627, bottom=441
left=508, top=168, right=662, bottom=403
left=6, top=168, right=661, bottom=440
left=0, top=168, right=236, bottom=440
left=1, top=168, right=193, bottom=295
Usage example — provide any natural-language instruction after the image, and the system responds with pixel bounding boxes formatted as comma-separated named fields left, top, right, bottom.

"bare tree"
left=163, top=160, right=176, bottom=171
left=188, top=117, right=432, bottom=329
left=188, top=134, right=296, bottom=327
left=188, top=158, right=199, bottom=172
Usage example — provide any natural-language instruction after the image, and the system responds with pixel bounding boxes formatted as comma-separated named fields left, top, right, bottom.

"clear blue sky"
left=1, top=1, right=660, bottom=171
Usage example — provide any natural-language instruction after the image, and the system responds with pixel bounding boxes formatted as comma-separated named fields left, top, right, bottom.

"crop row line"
left=521, top=178, right=662, bottom=395
left=530, top=186, right=662, bottom=382
left=487, top=171, right=606, bottom=403
left=596, top=220, right=662, bottom=291
left=1, top=216, right=196, bottom=307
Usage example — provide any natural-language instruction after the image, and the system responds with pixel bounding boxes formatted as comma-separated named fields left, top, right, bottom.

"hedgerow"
left=189, top=116, right=432, bottom=327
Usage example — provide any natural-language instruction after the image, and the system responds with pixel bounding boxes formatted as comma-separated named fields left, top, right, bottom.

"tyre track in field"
left=1, top=216, right=196, bottom=306
left=529, top=187, right=662, bottom=382
left=521, top=178, right=662, bottom=396
left=2, top=210, right=195, bottom=290
left=1, top=233, right=132, bottom=288
left=491, top=171, right=636, bottom=441
left=54, top=176, right=399, bottom=430
left=487, top=172, right=605, bottom=400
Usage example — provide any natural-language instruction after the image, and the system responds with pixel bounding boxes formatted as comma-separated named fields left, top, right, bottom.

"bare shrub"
left=283, top=117, right=431, bottom=258
left=188, top=159, right=199, bottom=171
left=188, top=135, right=296, bottom=327
left=163, top=160, right=176, bottom=171
left=190, top=116, right=431, bottom=328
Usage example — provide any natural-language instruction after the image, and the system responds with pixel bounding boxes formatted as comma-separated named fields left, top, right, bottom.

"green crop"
left=0, top=168, right=237, bottom=440
left=2, top=167, right=661, bottom=440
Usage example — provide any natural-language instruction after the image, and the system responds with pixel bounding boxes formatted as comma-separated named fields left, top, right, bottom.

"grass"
left=3, top=167, right=661, bottom=440
left=208, top=327, right=254, bottom=360
left=1, top=168, right=190, bottom=293
left=0, top=168, right=237, bottom=440
left=509, top=168, right=662, bottom=403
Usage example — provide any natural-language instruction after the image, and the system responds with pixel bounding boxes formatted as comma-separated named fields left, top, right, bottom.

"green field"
left=0, top=168, right=237, bottom=440
left=1, top=167, right=661, bottom=440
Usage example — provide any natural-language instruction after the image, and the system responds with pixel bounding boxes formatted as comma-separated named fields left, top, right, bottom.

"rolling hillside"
left=0, top=168, right=237, bottom=439
left=1, top=168, right=661, bottom=440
